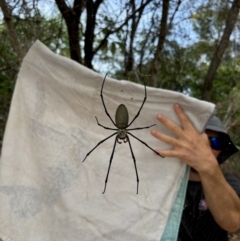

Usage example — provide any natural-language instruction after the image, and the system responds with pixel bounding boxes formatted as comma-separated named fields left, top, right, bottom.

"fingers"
left=151, top=133, right=188, bottom=163
left=154, top=149, right=180, bottom=158
left=174, top=104, right=195, bottom=131
left=155, top=113, right=184, bottom=138
left=151, top=129, right=179, bottom=147
left=155, top=104, right=196, bottom=137
left=151, top=104, right=195, bottom=160
left=151, top=104, right=211, bottom=169
left=151, top=129, right=185, bottom=159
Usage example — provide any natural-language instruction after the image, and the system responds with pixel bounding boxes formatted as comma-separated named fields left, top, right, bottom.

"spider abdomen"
left=83, top=74, right=163, bottom=194
left=115, top=104, right=129, bottom=128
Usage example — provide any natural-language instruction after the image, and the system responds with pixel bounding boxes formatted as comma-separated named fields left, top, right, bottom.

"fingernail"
left=157, top=114, right=164, bottom=120
left=151, top=129, right=156, bottom=134
left=175, top=103, right=181, bottom=109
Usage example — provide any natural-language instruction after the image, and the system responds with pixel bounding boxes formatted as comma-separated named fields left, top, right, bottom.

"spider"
left=82, top=74, right=163, bottom=194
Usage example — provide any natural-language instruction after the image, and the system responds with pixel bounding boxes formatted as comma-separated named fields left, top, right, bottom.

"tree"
left=0, top=0, right=23, bottom=62
left=0, top=8, right=69, bottom=153
left=1, top=0, right=240, bottom=160
left=202, top=0, right=240, bottom=101
left=149, top=0, right=170, bottom=87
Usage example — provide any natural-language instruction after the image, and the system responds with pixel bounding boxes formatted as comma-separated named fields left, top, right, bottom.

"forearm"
left=151, top=106, right=240, bottom=231
left=199, top=162, right=240, bottom=232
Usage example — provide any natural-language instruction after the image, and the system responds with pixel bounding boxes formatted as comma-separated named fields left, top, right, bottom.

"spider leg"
left=100, top=74, right=117, bottom=127
left=127, top=132, right=164, bottom=158
left=103, top=135, right=118, bottom=194
left=82, top=132, right=118, bottom=162
left=95, top=117, right=117, bottom=130
left=126, top=135, right=139, bottom=194
left=127, top=124, right=156, bottom=131
left=127, top=78, right=147, bottom=128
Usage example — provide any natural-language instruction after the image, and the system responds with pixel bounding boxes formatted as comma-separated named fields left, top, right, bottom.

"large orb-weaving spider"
left=83, top=74, right=163, bottom=194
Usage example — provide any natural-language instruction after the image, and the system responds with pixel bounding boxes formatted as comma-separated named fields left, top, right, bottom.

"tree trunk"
left=149, top=0, right=170, bottom=87
left=84, top=0, right=103, bottom=69
left=55, top=0, right=86, bottom=63
left=0, top=0, right=24, bottom=62
left=124, top=0, right=145, bottom=76
left=202, top=0, right=240, bottom=101
left=124, top=0, right=136, bottom=75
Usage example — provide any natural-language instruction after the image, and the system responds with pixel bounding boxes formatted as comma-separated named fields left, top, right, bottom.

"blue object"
left=208, top=136, right=223, bottom=150
left=160, top=166, right=190, bottom=241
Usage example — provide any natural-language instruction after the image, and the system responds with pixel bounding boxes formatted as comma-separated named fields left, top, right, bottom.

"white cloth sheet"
left=0, top=40, right=215, bottom=241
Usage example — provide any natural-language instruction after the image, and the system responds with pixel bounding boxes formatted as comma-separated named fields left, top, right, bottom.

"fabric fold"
left=0, top=40, right=215, bottom=241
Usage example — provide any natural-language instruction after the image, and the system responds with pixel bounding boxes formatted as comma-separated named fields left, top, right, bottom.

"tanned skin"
left=151, top=104, right=240, bottom=232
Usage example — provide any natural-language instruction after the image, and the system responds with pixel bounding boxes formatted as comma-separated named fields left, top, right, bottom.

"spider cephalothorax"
left=117, top=129, right=128, bottom=143
left=83, top=74, right=163, bottom=194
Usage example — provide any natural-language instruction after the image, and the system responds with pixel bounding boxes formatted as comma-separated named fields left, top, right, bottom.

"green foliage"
left=0, top=74, right=15, bottom=147
left=192, top=0, right=230, bottom=41
left=0, top=13, right=69, bottom=153
left=1, top=0, right=240, bottom=178
left=216, top=81, right=240, bottom=177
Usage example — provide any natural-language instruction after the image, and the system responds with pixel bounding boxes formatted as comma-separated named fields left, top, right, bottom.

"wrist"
left=198, top=159, right=222, bottom=182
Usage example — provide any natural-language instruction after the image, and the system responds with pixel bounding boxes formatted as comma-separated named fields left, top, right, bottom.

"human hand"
left=151, top=104, right=218, bottom=174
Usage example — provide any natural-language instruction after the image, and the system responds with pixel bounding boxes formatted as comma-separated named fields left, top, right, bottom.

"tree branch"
left=55, top=0, right=86, bottom=63
left=168, top=0, right=182, bottom=32
left=84, top=0, right=104, bottom=68
left=0, top=0, right=24, bottom=62
left=149, top=0, right=170, bottom=87
left=202, top=0, right=240, bottom=101
left=93, top=0, right=153, bottom=55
